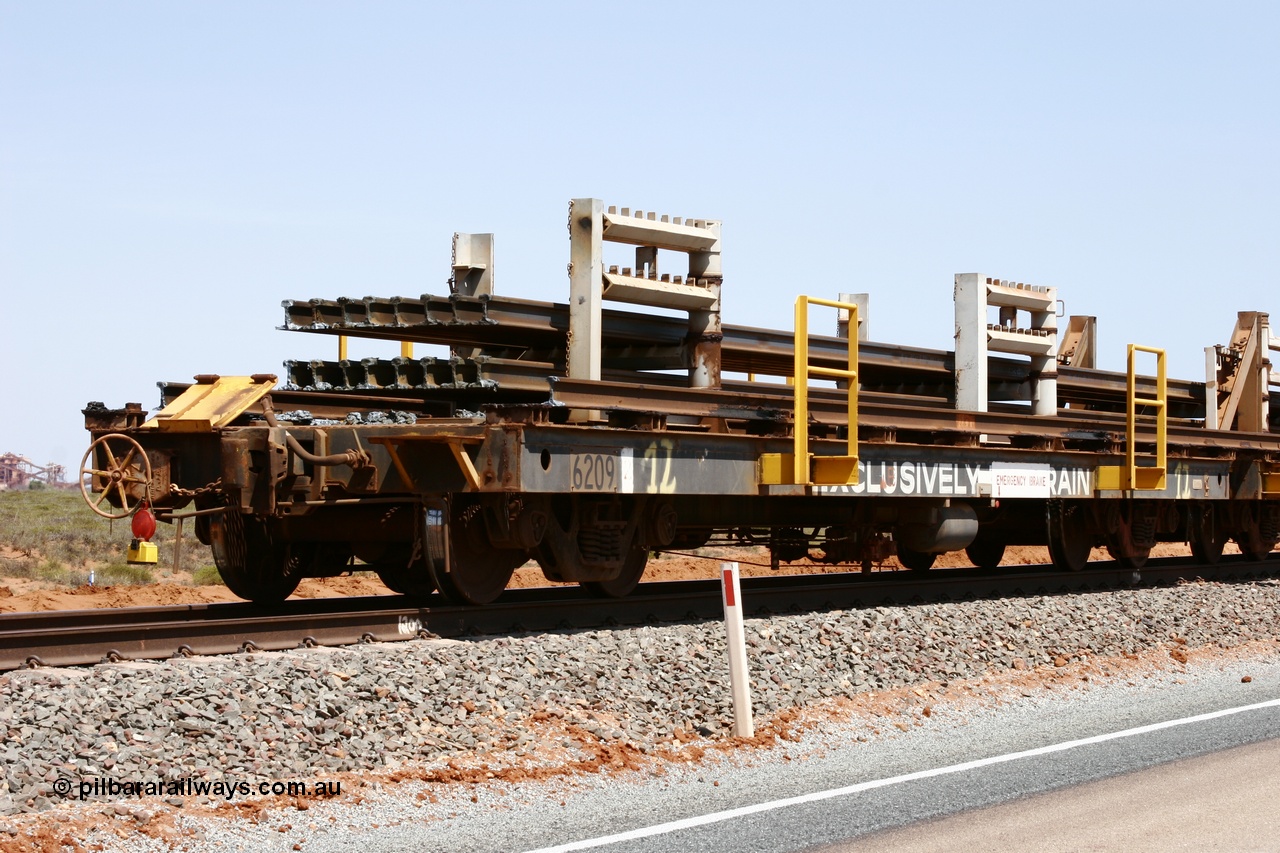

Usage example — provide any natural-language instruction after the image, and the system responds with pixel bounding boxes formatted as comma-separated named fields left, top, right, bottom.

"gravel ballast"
left=2, top=577, right=1279, bottom=824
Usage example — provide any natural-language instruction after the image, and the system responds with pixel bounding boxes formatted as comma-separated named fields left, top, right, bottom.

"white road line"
left=520, top=697, right=1280, bottom=853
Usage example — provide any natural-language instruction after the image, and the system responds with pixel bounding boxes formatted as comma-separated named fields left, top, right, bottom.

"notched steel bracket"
left=142, top=375, right=277, bottom=433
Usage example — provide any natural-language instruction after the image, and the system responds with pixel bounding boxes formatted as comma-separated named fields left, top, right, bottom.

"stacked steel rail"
left=277, top=293, right=1216, bottom=419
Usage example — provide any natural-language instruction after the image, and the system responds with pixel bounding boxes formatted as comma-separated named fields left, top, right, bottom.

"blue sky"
left=2, top=1, right=1277, bottom=472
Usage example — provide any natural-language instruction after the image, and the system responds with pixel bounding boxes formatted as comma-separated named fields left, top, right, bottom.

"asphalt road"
left=840, top=736, right=1280, bottom=852
left=547, top=697, right=1280, bottom=853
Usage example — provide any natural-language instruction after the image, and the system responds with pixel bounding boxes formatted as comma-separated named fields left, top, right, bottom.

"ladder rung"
left=808, top=366, right=857, bottom=379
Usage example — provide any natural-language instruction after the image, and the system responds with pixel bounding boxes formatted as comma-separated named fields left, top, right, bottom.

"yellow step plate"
left=759, top=453, right=859, bottom=486
left=1096, top=466, right=1167, bottom=491
left=141, top=375, right=277, bottom=433
left=758, top=453, right=797, bottom=485
left=813, top=456, right=859, bottom=486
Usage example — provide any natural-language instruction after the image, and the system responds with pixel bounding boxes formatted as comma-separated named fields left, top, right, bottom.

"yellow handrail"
left=792, top=295, right=859, bottom=486
left=1123, top=343, right=1167, bottom=490
left=337, top=336, right=413, bottom=361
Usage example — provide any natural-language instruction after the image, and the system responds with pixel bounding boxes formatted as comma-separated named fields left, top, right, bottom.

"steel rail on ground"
left=2, top=557, right=1275, bottom=672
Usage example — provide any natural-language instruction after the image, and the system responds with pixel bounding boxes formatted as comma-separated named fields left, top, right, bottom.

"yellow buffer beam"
left=141, top=375, right=277, bottom=433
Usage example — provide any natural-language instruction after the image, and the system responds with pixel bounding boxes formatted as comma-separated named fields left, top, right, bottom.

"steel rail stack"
left=81, top=198, right=1280, bottom=606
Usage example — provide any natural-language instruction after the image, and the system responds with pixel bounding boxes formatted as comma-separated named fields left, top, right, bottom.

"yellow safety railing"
left=1098, top=344, right=1167, bottom=491
left=337, top=336, right=413, bottom=360
left=760, top=296, right=859, bottom=486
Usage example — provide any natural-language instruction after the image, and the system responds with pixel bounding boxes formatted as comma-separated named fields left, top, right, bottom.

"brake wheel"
left=79, top=434, right=152, bottom=519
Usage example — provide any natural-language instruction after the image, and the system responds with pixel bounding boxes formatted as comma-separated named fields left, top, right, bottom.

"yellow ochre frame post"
left=1127, top=344, right=1167, bottom=489
left=791, top=295, right=860, bottom=486
left=338, top=336, right=412, bottom=360
left=1099, top=344, right=1167, bottom=491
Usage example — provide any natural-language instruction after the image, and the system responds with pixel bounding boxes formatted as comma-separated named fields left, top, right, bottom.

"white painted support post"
left=568, top=198, right=604, bottom=381
left=837, top=293, right=869, bottom=341
left=688, top=220, right=723, bottom=389
left=449, top=232, right=496, bottom=359
left=567, top=198, right=722, bottom=388
left=451, top=232, right=495, bottom=297
left=1205, top=346, right=1220, bottom=430
left=1260, top=320, right=1271, bottom=433
left=953, top=274, right=988, bottom=413
left=720, top=561, right=754, bottom=738
left=954, top=273, right=1058, bottom=416
left=836, top=293, right=868, bottom=392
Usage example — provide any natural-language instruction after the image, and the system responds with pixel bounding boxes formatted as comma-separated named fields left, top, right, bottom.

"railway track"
left=4, top=556, right=1276, bottom=672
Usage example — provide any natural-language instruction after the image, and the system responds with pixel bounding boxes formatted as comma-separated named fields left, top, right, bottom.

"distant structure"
left=0, top=453, right=66, bottom=490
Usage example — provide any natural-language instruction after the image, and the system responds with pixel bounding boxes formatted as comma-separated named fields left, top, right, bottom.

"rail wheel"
left=1046, top=500, right=1091, bottom=572
left=314, top=544, right=353, bottom=576
left=208, top=509, right=304, bottom=603
left=372, top=545, right=436, bottom=597
left=533, top=495, right=653, bottom=597
left=1238, top=538, right=1276, bottom=562
left=895, top=542, right=935, bottom=572
left=79, top=434, right=152, bottom=519
left=425, top=502, right=525, bottom=606
left=1104, top=500, right=1155, bottom=570
left=1188, top=504, right=1227, bottom=565
left=965, top=536, right=1006, bottom=569
left=581, top=546, right=649, bottom=598
left=376, top=564, right=436, bottom=597
left=1107, top=543, right=1150, bottom=570
left=1234, top=503, right=1279, bottom=562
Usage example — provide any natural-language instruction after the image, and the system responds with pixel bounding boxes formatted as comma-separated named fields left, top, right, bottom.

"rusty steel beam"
left=161, top=361, right=1246, bottom=459
left=157, top=383, right=527, bottom=421
left=282, top=293, right=1210, bottom=416
left=283, top=355, right=559, bottom=394
left=275, top=356, right=1026, bottom=420
left=542, top=376, right=1280, bottom=453
left=271, top=351, right=1207, bottom=445
left=544, top=376, right=1099, bottom=441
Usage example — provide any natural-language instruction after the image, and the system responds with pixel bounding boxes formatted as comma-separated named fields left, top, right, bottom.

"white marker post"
left=720, top=561, right=754, bottom=738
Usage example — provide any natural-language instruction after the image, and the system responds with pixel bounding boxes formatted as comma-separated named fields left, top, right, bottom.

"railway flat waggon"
left=81, top=199, right=1280, bottom=604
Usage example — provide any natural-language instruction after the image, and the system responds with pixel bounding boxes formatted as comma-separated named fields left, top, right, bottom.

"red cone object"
left=132, top=505, right=157, bottom=541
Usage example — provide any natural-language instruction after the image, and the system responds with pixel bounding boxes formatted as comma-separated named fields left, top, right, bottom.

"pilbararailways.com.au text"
left=53, top=776, right=342, bottom=802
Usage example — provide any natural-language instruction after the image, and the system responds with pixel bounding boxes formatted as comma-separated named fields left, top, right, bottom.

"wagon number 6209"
left=570, top=453, right=618, bottom=492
